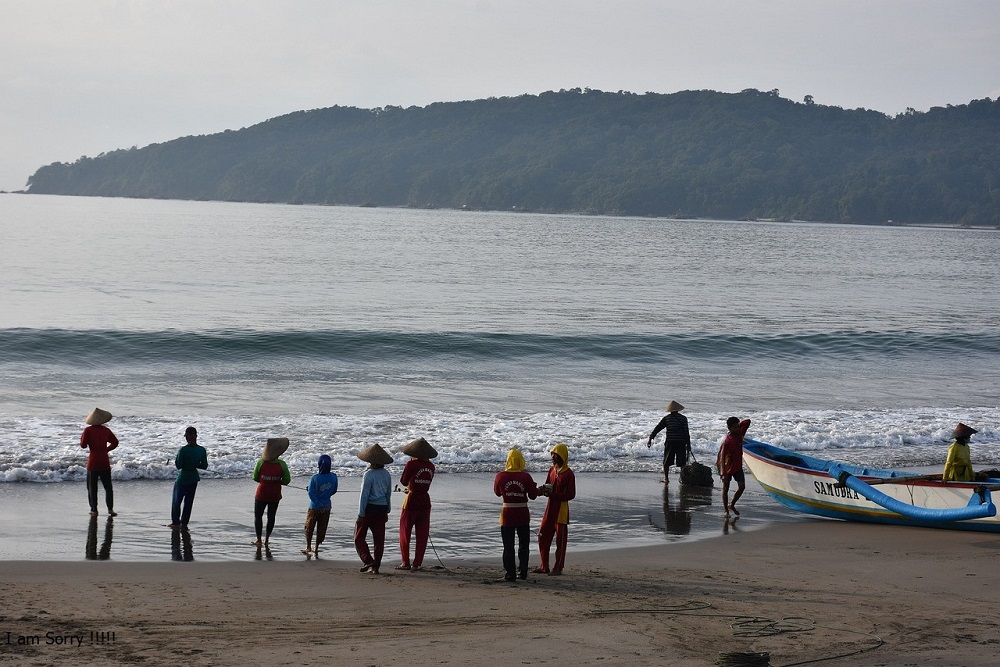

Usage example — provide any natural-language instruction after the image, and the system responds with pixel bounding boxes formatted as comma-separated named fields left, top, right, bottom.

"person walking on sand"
left=170, top=426, right=208, bottom=528
left=494, top=448, right=538, bottom=581
left=396, top=437, right=437, bottom=571
left=303, top=454, right=338, bottom=555
left=81, top=407, right=119, bottom=516
left=252, top=437, right=291, bottom=547
left=355, top=443, right=393, bottom=574
left=717, top=417, right=751, bottom=518
left=942, top=423, right=978, bottom=482
left=534, top=443, right=576, bottom=576
left=647, top=400, right=691, bottom=484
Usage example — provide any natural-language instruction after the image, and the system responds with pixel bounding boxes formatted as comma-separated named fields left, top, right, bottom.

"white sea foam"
left=3, top=407, right=996, bottom=483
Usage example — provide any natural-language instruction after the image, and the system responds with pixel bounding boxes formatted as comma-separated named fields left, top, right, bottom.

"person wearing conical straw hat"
left=494, top=448, right=538, bottom=582
left=533, top=443, right=576, bottom=576
left=252, top=438, right=291, bottom=548
left=395, top=437, right=437, bottom=571
left=355, top=443, right=393, bottom=574
left=942, top=423, right=978, bottom=482
left=647, top=400, right=691, bottom=485
left=80, top=408, right=119, bottom=517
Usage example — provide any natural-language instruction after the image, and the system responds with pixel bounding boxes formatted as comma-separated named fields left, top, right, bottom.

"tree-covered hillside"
left=25, top=88, right=1000, bottom=225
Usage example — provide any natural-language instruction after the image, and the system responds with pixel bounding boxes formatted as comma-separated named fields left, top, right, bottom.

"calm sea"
left=1, top=193, right=998, bottom=483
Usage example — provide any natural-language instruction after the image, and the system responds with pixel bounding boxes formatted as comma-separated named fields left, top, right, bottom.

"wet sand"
left=2, top=519, right=998, bottom=666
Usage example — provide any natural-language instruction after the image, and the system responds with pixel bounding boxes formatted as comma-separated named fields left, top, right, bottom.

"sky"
left=2, top=0, right=999, bottom=191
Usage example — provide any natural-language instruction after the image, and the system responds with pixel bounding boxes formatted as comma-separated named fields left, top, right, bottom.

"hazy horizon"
left=2, top=1, right=999, bottom=191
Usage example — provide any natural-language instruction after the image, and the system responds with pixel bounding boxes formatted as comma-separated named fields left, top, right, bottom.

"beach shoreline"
left=2, top=520, right=997, bottom=666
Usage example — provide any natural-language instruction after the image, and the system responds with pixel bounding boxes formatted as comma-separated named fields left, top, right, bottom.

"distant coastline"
left=7, top=189, right=999, bottom=231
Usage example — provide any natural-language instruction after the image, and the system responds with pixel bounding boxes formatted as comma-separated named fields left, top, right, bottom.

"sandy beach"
left=2, top=519, right=997, bottom=666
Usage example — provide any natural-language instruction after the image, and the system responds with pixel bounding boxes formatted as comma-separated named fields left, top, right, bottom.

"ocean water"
left=0, top=194, right=998, bottom=559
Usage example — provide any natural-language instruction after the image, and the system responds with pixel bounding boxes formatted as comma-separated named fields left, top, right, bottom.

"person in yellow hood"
left=493, top=448, right=538, bottom=581
left=534, top=443, right=576, bottom=575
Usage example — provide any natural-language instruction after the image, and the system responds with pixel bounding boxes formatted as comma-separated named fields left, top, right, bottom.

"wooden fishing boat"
left=743, top=438, right=999, bottom=532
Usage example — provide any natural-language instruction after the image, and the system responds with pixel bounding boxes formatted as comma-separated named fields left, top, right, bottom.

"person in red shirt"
left=396, top=437, right=437, bottom=571
left=80, top=407, right=119, bottom=516
left=252, top=437, right=291, bottom=548
left=494, top=448, right=538, bottom=581
left=534, top=443, right=576, bottom=576
left=717, top=417, right=752, bottom=518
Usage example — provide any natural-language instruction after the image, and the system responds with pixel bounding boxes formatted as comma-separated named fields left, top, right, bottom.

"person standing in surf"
left=252, top=437, right=291, bottom=547
left=170, top=426, right=208, bottom=528
left=717, top=417, right=751, bottom=517
left=396, top=437, right=436, bottom=572
left=534, top=443, right=576, bottom=576
left=647, top=400, right=691, bottom=484
left=80, top=407, right=119, bottom=517
left=355, top=443, right=393, bottom=574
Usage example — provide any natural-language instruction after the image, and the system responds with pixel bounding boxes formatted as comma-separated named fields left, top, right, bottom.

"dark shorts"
left=722, top=470, right=746, bottom=485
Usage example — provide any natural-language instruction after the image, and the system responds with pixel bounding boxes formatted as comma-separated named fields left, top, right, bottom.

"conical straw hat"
left=357, top=443, right=393, bottom=465
left=261, top=437, right=290, bottom=461
left=401, top=437, right=437, bottom=460
left=665, top=400, right=685, bottom=412
left=953, top=423, right=978, bottom=439
left=85, top=408, right=113, bottom=426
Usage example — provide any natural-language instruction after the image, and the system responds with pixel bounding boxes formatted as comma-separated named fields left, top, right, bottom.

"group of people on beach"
left=79, top=407, right=576, bottom=580
left=647, top=400, right=752, bottom=517
left=79, top=404, right=983, bottom=575
left=247, top=435, right=578, bottom=579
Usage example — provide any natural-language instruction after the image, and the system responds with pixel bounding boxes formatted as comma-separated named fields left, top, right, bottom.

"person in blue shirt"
left=170, top=426, right=208, bottom=528
left=302, top=454, right=338, bottom=556
left=354, top=443, right=393, bottom=574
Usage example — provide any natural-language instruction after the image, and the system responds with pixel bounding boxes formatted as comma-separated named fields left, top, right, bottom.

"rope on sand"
left=716, top=652, right=770, bottom=667
left=591, top=604, right=883, bottom=667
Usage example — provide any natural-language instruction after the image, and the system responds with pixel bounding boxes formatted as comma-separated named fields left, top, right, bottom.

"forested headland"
left=24, top=88, right=1000, bottom=226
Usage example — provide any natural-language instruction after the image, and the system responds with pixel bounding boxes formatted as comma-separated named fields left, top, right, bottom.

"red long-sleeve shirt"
left=80, top=424, right=119, bottom=471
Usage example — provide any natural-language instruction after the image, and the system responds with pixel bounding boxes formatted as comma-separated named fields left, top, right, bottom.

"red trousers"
left=399, top=506, right=431, bottom=567
left=354, top=506, right=389, bottom=569
left=537, top=518, right=569, bottom=573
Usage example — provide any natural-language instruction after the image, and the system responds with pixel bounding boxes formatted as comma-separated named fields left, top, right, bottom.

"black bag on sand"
left=681, top=451, right=714, bottom=487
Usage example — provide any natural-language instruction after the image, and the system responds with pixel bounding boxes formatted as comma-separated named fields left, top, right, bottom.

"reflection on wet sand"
left=86, top=515, right=113, bottom=560
left=171, top=527, right=194, bottom=561
left=651, top=484, right=715, bottom=536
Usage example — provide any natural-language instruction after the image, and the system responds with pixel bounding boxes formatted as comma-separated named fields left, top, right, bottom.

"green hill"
left=25, top=88, right=1000, bottom=225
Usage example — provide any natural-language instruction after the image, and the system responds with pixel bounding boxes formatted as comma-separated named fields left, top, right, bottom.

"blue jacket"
left=307, top=472, right=339, bottom=510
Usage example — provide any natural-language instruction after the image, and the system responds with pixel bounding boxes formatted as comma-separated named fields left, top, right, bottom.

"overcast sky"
left=2, top=0, right=998, bottom=190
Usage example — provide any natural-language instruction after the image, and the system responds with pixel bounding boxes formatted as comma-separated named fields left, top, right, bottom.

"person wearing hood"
left=80, top=408, right=119, bottom=517
left=252, top=438, right=291, bottom=547
left=943, top=423, right=978, bottom=482
left=355, top=443, right=393, bottom=574
left=534, top=443, right=576, bottom=576
left=396, top=437, right=437, bottom=571
left=302, top=454, right=338, bottom=556
left=494, top=448, right=538, bottom=581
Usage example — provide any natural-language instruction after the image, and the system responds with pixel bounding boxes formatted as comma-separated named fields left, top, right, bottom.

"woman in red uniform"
left=534, top=443, right=575, bottom=576
left=396, top=437, right=437, bottom=571
left=494, top=448, right=538, bottom=581
left=252, top=437, right=291, bottom=547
